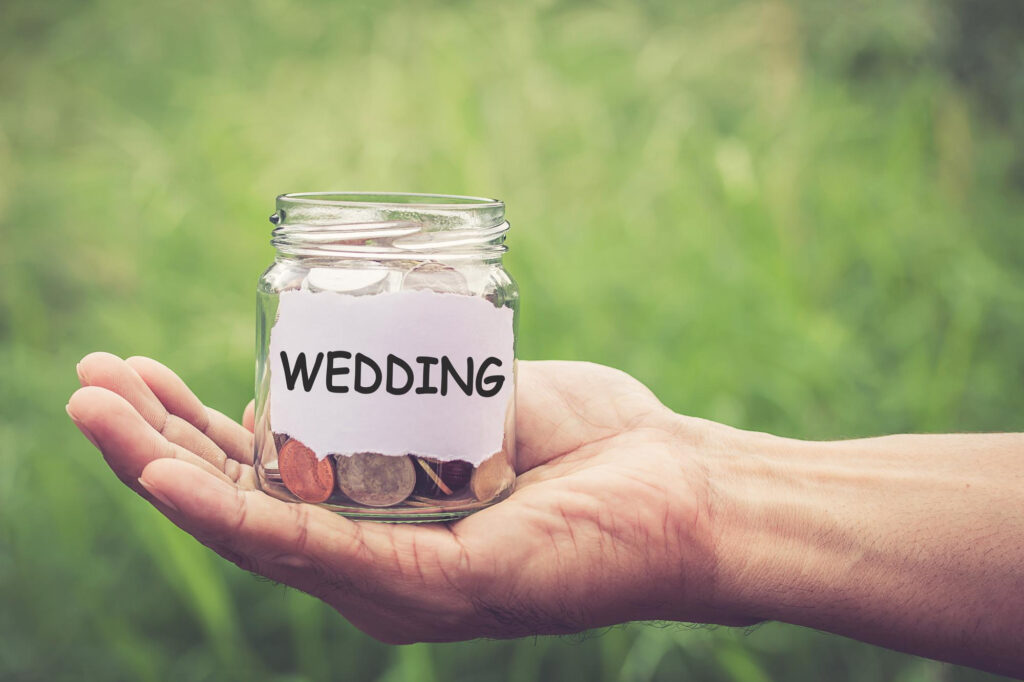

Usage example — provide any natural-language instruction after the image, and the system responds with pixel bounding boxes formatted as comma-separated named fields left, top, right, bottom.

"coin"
left=470, top=451, right=514, bottom=501
left=303, top=266, right=389, bottom=295
left=413, top=458, right=473, bottom=497
left=334, top=452, right=416, bottom=507
left=401, top=261, right=469, bottom=294
left=278, top=439, right=336, bottom=503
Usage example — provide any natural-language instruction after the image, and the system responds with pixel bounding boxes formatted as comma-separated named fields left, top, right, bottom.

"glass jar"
left=254, top=193, right=518, bottom=521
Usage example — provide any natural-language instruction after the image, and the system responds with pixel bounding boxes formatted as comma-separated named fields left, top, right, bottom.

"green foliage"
left=1, top=0, right=1021, bottom=680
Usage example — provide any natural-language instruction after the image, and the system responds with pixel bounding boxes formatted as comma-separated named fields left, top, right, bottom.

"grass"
left=1, top=0, right=1022, bottom=680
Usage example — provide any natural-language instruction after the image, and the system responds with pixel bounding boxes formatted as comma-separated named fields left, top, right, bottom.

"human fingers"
left=77, top=352, right=234, bottom=472
left=67, top=386, right=235, bottom=490
left=126, top=355, right=254, bottom=465
left=514, top=361, right=668, bottom=472
left=137, top=458, right=469, bottom=624
left=513, top=361, right=617, bottom=471
left=138, top=457, right=362, bottom=573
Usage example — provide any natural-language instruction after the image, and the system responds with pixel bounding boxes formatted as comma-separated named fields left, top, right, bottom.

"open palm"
left=68, top=353, right=725, bottom=643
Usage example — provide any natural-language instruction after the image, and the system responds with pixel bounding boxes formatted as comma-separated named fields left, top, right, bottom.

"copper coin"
left=334, top=453, right=416, bottom=507
left=278, top=439, right=335, bottom=503
left=471, top=451, right=514, bottom=501
left=413, top=458, right=473, bottom=497
left=401, top=261, right=469, bottom=294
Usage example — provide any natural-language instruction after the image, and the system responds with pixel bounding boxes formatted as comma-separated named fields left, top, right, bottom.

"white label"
left=269, top=289, right=514, bottom=465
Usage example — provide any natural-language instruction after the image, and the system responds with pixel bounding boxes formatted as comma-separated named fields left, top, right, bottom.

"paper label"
left=269, top=289, right=514, bottom=465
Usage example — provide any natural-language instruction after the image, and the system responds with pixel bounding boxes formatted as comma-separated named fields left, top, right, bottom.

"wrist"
left=657, top=415, right=789, bottom=626
left=694, top=425, right=832, bottom=625
left=656, top=414, right=861, bottom=628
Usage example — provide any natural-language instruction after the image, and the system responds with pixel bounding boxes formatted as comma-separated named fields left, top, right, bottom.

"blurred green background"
left=2, top=0, right=1022, bottom=680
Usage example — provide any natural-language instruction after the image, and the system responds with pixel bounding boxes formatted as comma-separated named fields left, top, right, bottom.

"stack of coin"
left=271, top=433, right=514, bottom=509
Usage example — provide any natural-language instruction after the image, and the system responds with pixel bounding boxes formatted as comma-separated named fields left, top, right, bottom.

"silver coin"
left=303, top=267, right=390, bottom=295
left=334, top=452, right=416, bottom=507
left=401, top=261, right=469, bottom=295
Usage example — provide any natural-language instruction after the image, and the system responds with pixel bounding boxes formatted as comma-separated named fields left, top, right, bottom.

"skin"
left=66, top=352, right=1024, bottom=678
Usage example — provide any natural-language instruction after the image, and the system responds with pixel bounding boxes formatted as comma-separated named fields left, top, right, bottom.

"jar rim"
left=271, top=192, right=509, bottom=261
left=278, top=192, right=503, bottom=211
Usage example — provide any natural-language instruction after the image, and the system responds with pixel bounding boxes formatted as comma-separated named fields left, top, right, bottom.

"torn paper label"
left=269, top=289, right=514, bottom=466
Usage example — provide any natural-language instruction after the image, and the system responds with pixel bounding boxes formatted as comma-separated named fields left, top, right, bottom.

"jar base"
left=332, top=509, right=477, bottom=523
left=256, top=471, right=512, bottom=523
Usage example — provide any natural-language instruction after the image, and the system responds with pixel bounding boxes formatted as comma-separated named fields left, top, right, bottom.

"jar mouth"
left=278, top=192, right=503, bottom=211
left=271, top=192, right=509, bottom=261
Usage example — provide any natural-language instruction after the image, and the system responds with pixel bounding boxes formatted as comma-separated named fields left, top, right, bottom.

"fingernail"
left=76, top=363, right=87, bottom=385
left=66, top=404, right=100, bottom=450
left=138, top=476, right=180, bottom=513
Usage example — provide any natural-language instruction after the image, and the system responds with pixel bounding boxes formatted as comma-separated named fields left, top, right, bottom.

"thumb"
left=242, top=400, right=255, bottom=433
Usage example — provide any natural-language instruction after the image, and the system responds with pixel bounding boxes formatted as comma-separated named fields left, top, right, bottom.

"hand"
left=67, top=353, right=736, bottom=643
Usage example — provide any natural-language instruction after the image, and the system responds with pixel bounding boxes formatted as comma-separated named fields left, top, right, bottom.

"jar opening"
left=279, top=192, right=503, bottom=210
left=270, top=191, right=509, bottom=262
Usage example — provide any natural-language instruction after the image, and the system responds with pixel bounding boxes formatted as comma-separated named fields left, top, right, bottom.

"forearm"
left=701, top=427, right=1024, bottom=677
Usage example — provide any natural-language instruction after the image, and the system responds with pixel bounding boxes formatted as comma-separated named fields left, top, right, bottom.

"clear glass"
left=255, top=192, right=518, bottom=521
